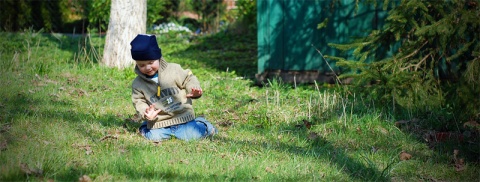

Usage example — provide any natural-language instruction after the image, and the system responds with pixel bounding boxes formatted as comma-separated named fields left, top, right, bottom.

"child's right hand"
left=144, top=104, right=162, bottom=121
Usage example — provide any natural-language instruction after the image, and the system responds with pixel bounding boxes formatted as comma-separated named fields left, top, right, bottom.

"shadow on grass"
left=0, top=93, right=129, bottom=141
left=50, top=166, right=207, bottom=181
left=0, top=32, right=104, bottom=69
left=0, top=95, right=136, bottom=181
left=214, top=126, right=389, bottom=181
left=167, top=32, right=258, bottom=79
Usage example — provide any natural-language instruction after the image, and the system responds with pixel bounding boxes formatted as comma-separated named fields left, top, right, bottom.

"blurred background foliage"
left=0, top=0, right=257, bottom=35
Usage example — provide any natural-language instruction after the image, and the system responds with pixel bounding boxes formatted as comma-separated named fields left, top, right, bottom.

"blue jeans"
left=139, top=117, right=217, bottom=141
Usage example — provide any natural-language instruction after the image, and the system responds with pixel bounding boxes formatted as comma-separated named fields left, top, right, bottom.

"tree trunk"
left=102, top=0, right=146, bottom=69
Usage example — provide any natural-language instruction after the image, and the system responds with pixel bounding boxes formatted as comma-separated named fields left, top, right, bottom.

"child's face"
left=136, top=60, right=159, bottom=76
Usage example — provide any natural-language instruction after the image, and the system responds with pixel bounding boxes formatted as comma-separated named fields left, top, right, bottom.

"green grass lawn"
left=0, top=31, right=478, bottom=181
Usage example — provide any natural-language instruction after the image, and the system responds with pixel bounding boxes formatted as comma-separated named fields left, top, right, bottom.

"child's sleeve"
left=132, top=87, right=150, bottom=119
left=176, top=66, right=202, bottom=99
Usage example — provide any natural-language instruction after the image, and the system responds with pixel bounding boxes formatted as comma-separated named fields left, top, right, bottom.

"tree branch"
left=398, top=40, right=429, bottom=62
left=400, top=52, right=433, bottom=72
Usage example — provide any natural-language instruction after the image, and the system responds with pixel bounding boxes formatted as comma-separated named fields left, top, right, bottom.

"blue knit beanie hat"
left=130, top=34, right=162, bottom=60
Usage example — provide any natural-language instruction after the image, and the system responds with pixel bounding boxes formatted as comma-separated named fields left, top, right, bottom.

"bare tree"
left=102, top=0, right=147, bottom=69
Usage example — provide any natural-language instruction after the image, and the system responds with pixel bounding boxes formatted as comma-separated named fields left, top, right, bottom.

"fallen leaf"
left=399, top=151, right=412, bottom=161
left=0, top=123, right=11, bottom=133
left=220, top=153, right=227, bottom=159
left=0, top=140, right=7, bottom=151
left=19, top=163, right=30, bottom=174
left=180, top=159, right=189, bottom=164
left=77, top=89, right=88, bottom=97
left=152, top=141, right=162, bottom=146
left=463, top=121, right=480, bottom=129
left=455, top=158, right=466, bottom=172
left=356, top=127, right=362, bottom=134
left=72, top=144, right=94, bottom=155
left=265, top=166, right=274, bottom=173
left=453, top=149, right=460, bottom=158
left=67, top=77, right=77, bottom=84
left=19, top=163, right=43, bottom=176
left=218, top=120, right=233, bottom=127
left=303, top=120, right=312, bottom=129
left=379, top=127, right=389, bottom=135
left=85, top=149, right=93, bottom=155
left=48, top=93, right=59, bottom=98
left=453, top=149, right=466, bottom=172
left=78, top=175, right=92, bottom=182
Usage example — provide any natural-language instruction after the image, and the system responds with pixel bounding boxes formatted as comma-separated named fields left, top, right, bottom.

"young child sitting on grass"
left=130, top=34, right=216, bottom=141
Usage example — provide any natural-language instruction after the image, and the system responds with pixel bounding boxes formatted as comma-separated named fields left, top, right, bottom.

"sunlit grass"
left=0, top=31, right=478, bottom=181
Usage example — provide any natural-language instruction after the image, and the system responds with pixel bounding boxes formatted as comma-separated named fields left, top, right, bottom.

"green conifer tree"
left=327, top=0, right=479, bottom=120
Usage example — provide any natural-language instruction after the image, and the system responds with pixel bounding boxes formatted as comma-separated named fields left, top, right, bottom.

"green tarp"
left=257, top=0, right=390, bottom=74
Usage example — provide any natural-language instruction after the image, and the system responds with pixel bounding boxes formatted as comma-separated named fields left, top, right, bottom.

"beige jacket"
left=131, top=58, right=201, bottom=129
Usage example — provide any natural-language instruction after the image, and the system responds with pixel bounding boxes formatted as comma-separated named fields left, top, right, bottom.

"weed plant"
left=0, top=31, right=478, bottom=181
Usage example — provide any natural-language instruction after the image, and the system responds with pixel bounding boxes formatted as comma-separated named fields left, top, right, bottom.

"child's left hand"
left=186, top=88, right=203, bottom=98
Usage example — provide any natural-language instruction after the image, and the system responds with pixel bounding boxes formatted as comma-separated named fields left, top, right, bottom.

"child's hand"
left=186, top=88, right=203, bottom=98
left=144, top=104, right=162, bottom=121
